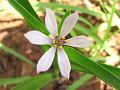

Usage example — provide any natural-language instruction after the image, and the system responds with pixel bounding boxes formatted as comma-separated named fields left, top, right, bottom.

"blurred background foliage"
left=0, top=0, right=120, bottom=90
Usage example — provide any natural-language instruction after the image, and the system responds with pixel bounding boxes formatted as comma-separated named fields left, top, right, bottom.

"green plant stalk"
left=0, top=43, right=36, bottom=67
left=98, top=0, right=108, bottom=16
left=96, top=0, right=116, bottom=56
left=103, top=0, right=116, bottom=41
left=93, top=0, right=116, bottom=57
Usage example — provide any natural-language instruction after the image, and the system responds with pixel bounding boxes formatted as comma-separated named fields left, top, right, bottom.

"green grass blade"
left=99, top=63, right=120, bottom=78
left=75, top=24, right=103, bottom=46
left=35, top=2, right=101, bottom=17
left=58, top=11, right=71, bottom=34
left=67, top=74, right=93, bottom=90
left=78, top=16, right=94, bottom=29
left=0, top=43, right=36, bottom=67
left=103, top=0, right=116, bottom=41
left=8, top=0, right=49, bottom=35
left=15, top=0, right=42, bottom=23
left=12, top=73, right=53, bottom=90
left=0, top=77, right=30, bottom=86
left=64, top=46, right=120, bottom=89
left=72, top=62, right=120, bottom=78
left=98, top=0, right=108, bottom=14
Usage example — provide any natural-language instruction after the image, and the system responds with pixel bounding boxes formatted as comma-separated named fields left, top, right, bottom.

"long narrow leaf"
left=72, top=62, right=120, bottom=78
left=75, top=24, right=103, bottom=46
left=12, top=73, right=53, bottom=90
left=58, top=11, right=71, bottom=34
left=34, top=2, right=101, bottom=17
left=8, top=0, right=49, bottom=35
left=67, top=74, right=93, bottom=90
left=64, top=46, right=120, bottom=89
left=0, top=43, right=35, bottom=67
left=78, top=16, right=94, bottom=29
left=0, top=76, right=30, bottom=86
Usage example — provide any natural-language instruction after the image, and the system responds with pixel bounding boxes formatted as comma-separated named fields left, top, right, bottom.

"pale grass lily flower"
left=24, top=8, right=91, bottom=79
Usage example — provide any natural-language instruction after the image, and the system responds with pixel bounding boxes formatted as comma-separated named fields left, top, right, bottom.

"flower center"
left=49, top=35, right=68, bottom=48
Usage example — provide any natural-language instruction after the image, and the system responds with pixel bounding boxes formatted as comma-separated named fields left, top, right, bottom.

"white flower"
left=24, top=8, right=91, bottom=79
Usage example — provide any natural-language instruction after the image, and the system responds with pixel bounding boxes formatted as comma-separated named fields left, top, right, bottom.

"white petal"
left=45, top=8, right=58, bottom=36
left=24, top=31, right=51, bottom=45
left=57, top=48, right=71, bottom=79
left=37, top=46, right=56, bottom=73
left=64, top=36, right=91, bottom=48
left=60, top=12, right=78, bottom=37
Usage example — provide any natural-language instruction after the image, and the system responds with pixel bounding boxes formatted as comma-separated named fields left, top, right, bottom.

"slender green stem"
left=103, top=1, right=116, bottom=42
left=98, top=0, right=108, bottom=16
left=94, top=1, right=116, bottom=57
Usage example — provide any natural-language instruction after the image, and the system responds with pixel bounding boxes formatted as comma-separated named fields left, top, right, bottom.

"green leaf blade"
left=67, top=74, right=93, bottom=90
left=12, top=73, right=53, bottom=90
left=35, top=2, right=102, bottom=17
left=0, top=77, right=30, bottom=86
left=64, top=46, right=120, bottom=89
left=8, top=0, right=49, bottom=35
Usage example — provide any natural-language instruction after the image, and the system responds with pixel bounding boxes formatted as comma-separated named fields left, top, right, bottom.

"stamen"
left=61, top=37, right=65, bottom=39
left=58, top=46, right=62, bottom=48
left=65, top=40, right=68, bottom=42
left=59, top=42, right=62, bottom=44
left=52, top=35, right=67, bottom=48
left=52, top=40, right=55, bottom=43
left=49, top=35, right=54, bottom=39
left=56, top=34, right=58, bottom=36
left=54, top=45, right=57, bottom=47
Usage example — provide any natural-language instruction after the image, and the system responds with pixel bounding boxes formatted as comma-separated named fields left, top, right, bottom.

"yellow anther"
left=52, top=40, right=56, bottom=43
left=59, top=42, right=62, bottom=44
left=65, top=40, right=68, bottom=42
left=59, top=46, right=62, bottom=48
left=56, top=34, right=58, bottom=36
left=61, top=37, right=65, bottom=39
left=49, top=35, right=54, bottom=39
left=54, top=45, right=57, bottom=47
